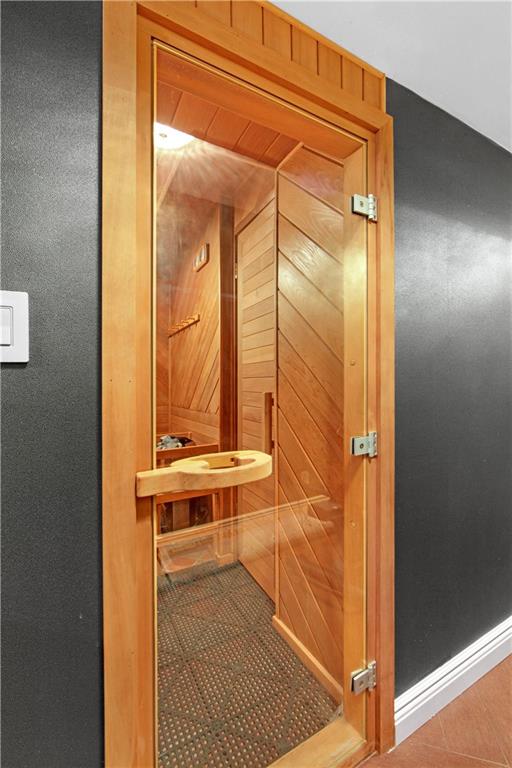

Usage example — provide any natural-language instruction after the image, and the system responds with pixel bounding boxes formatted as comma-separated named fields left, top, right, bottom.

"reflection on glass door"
left=153, top=43, right=367, bottom=768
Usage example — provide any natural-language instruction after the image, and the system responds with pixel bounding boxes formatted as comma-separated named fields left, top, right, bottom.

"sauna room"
left=153, top=46, right=355, bottom=768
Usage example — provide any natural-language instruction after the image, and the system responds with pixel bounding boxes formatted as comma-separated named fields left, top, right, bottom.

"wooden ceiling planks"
left=156, top=80, right=300, bottom=166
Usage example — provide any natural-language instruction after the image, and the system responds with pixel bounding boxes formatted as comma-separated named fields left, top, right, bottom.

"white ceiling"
left=274, top=1, right=512, bottom=151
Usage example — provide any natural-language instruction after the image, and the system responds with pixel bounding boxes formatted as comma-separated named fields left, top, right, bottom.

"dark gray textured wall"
left=1, top=2, right=511, bottom=761
left=388, top=80, right=512, bottom=696
left=1, top=2, right=103, bottom=766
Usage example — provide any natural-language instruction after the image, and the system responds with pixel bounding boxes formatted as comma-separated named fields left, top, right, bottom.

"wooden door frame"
left=102, top=2, right=395, bottom=766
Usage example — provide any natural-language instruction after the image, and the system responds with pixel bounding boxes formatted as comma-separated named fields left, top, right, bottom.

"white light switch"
left=1, top=306, right=13, bottom=346
left=0, top=291, right=29, bottom=363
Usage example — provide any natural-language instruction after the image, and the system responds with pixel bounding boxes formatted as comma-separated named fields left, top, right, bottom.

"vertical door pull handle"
left=263, top=392, right=274, bottom=455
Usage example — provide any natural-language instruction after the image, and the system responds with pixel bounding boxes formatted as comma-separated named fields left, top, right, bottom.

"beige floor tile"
left=365, top=741, right=508, bottom=768
left=438, top=676, right=508, bottom=765
left=405, top=714, right=447, bottom=750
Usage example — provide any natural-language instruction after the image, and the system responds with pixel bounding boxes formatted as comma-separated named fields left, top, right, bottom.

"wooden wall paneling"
left=263, top=7, right=291, bottom=57
left=206, top=108, right=250, bottom=151
left=318, top=43, right=341, bottom=86
left=231, top=1, right=263, bottom=43
left=219, top=204, right=237, bottom=546
left=291, top=26, right=317, bottom=73
left=169, top=203, right=221, bottom=445
left=234, top=122, right=280, bottom=160
left=156, top=80, right=181, bottom=125
left=171, top=91, right=218, bottom=138
left=233, top=167, right=275, bottom=228
left=155, top=152, right=172, bottom=433
left=279, top=146, right=344, bottom=211
left=236, top=198, right=277, bottom=598
left=155, top=274, right=170, bottom=434
left=219, top=204, right=236, bottom=454
left=278, top=175, right=342, bottom=258
left=363, top=70, right=382, bottom=109
left=342, top=57, right=364, bottom=99
left=276, top=147, right=345, bottom=688
left=196, top=0, right=231, bottom=26
left=261, top=134, right=298, bottom=167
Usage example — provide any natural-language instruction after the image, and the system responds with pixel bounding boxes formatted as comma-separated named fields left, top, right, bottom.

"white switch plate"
left=0, top=291, right=29, bottom=363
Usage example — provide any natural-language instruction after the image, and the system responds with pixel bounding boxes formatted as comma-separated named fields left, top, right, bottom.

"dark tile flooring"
left=158, top=561, right=338, bottom=768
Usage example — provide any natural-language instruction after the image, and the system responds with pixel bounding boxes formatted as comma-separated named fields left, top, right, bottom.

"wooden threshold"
left=269, top=717, right=371, bottom=768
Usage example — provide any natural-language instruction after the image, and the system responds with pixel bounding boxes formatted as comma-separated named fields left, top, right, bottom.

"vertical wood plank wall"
left=156, top=237, right=171, bottom=433
left=275, top=148, right=345, bottom=686
left=168, top=204, right=221, bottom=444
left=236, top=199, right=276, bottom=598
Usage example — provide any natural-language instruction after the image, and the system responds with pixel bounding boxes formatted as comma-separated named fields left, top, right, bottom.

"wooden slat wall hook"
left=168, top=313, right=200, bottom=337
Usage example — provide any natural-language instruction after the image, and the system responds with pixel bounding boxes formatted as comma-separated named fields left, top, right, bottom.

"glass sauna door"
left=153, top=43, right=368, bottom=768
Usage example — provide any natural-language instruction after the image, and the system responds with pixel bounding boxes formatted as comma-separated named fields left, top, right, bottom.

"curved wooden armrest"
left=136, top=450, right=272, bottom=498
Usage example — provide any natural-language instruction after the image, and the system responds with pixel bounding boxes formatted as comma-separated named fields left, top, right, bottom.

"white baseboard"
left=394, top=615, right=512, bottom=746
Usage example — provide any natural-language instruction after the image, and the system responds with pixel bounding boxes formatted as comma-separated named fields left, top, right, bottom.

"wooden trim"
left=136, top=15, right=157, bottom=767
left=269, top=718, right=372, bottom=768
left=103, top=2, right=395, bottom=766
left=151, top=35, right=364, bottom=158
left=102, top=4, right=139, bottom=766
left=374, top=115, right=396, bottom=752
left=138, top=0, right=387, bottom=126
left=139, top=3, right=386, bottom=133
left=273, top=616, right=344, bottom=704
left=342, top=144, right=367, bottom=737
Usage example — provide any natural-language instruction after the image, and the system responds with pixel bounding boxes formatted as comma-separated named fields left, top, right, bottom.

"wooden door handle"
left=263, top=392, right=273, bottom=455
left=136, top=449, right=272, bottom=498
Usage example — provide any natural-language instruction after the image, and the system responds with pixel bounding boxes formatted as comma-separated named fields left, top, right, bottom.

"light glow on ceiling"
left=154, top=123, right=195, bottom=151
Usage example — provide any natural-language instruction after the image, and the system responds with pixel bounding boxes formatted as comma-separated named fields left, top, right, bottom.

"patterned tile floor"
left=157, top=561, right=338, bottom=768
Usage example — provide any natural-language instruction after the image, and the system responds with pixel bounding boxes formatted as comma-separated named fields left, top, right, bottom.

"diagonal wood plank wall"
left=236, top=198, right=277, bottom=598
left=276, top=147, right=345, bottom=686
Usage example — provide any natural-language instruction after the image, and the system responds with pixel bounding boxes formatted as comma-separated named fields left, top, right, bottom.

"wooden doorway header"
left=139, top=0, right=387, bottom=127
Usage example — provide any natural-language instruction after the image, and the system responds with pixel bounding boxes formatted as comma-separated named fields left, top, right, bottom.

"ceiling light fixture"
left=154, top=123, right=195, bottom=151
